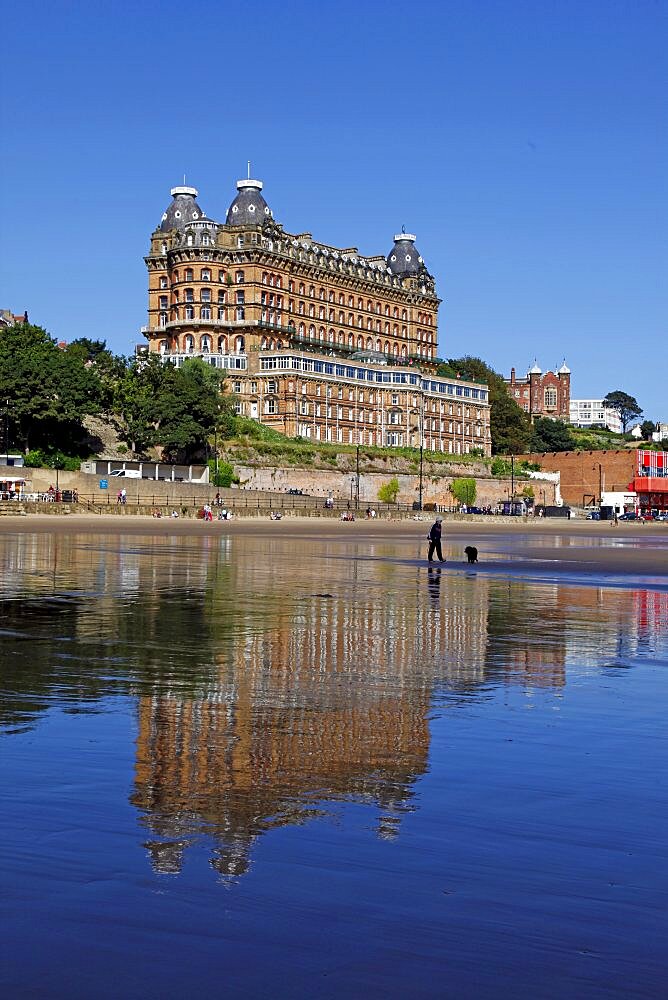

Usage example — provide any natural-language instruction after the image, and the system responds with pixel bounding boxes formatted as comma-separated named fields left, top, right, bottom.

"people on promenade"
left=427, top=516, right=445, bottom=562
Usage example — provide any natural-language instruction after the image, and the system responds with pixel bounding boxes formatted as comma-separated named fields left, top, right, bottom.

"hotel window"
left=185, top=306, right=194, bottom=319
left=218, top=270, right=225, bottom=282
left=159, top=313, right=168, bottom=327
left=185, top=269, right=193, bottom=281
left=236, top=308, right=245, bottom=320
left=159, top=296, right=168, bottom=310
left=159, top=276, right=168, bottom=289
left=236, top=291, right=245, bottom=304
left=201, top=289, right=211, bottom=302
left=235, top=271, right=245, bottom=283
left=544, top=387, right=557, bottom=408
left=265, top=398, right=277, bottom=414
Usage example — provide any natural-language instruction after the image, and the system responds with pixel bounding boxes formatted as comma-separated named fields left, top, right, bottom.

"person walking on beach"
left=428, top=517, right=445, bottom=562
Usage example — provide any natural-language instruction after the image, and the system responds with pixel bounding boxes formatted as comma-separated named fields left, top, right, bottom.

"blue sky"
left=1, top=0, right=666, bottom=418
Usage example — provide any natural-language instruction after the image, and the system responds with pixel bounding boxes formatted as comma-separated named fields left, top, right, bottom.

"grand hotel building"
left=141, top=178, right=491, bottom=455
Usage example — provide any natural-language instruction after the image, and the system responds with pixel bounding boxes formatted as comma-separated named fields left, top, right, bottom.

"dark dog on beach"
left=464, top=546, right=478, bottom=564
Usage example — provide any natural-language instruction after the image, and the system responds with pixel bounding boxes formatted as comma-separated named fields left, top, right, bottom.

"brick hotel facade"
left=140, top=178, right=491, bottom=455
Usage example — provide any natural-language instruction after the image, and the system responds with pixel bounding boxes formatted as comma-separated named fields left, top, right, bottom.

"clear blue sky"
left=1, top=0, right=666, bottom=418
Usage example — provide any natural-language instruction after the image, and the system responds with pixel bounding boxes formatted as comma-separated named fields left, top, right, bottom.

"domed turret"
left=386, top=232, right=424, bottom=277
left=225, top=178, right=272, bottom=226
left=159, top=186, right=205, bottom=232
left=528, top=360, right=542, bottom=375
left=557, top=360, right=571, bottom=375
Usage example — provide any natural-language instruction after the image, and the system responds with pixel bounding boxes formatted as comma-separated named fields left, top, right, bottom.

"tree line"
left=0, top=323, right=234, bottom=468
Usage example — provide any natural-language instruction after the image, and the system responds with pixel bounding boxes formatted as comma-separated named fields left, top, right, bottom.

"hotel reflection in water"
left=1, top=531, right=665, bottom=879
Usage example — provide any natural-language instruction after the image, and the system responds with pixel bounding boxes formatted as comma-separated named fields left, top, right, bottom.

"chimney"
left=510, top=367, right=516, bottom=384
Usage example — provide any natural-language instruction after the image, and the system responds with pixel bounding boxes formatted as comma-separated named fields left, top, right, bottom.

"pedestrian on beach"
left=427, top=517, right=445, bottom=562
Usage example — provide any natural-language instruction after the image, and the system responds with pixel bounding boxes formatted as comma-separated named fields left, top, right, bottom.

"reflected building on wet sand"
left=132, top=572, right=494, bottom=877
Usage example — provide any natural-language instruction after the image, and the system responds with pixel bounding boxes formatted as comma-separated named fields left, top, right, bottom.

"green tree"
left=450, top=477, right=476, bottom=506
left=378, top=476, right=400, bottom=504
left=0, top=322, right=103, bottom=453
left=114, top=356, right=234, bottom=461
left=602, top=390, right=643, bottom=433
left=445, top=356, right=531, bottom=455
left=114, top=353, right=167, bottom=453
left=640, top=420, right=656, bottom=441
left=529, top=416, right=575, bottom=453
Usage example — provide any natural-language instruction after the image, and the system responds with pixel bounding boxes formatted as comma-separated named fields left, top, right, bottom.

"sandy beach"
left=1, top=513, right=666, bottom=579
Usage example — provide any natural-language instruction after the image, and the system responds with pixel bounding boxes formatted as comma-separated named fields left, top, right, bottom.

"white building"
left=569, top=399, right=622, bottom=434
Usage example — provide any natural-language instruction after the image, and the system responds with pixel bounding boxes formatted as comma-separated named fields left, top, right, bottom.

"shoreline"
left=0, top=513, right=666, bottom=579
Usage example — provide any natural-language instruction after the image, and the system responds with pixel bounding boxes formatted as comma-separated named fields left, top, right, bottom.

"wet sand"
left=1, top=513, right=667, bottom=579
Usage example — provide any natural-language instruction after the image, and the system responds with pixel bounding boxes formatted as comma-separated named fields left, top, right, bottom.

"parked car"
left=110, top=469, right=141, bottom=479
left=586, top=510, right=601, bottom=520
left=287, top=488, right=306, bottom=495
left=655, top=513, right=668, bottom=521
left=619, top=512, right=638, bottom=521
left=638, top=512, right=654, bottom=521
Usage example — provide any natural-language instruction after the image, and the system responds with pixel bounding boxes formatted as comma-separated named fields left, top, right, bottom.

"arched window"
left=173, top=270, right=179, bottom=282
left=328, top=329, right=335, bottom=343
left=384, top=340, right=390, bottom=353
left=366, top=337, right=373, bottom=350
left=185, top=335, right=195, bottom=353
left=217, top=335, right=228, bottom=352
left=338, top=331, right=344, bottom=345
left=357, top=335, right=364, bottom=349
left=298, top=322, right=305, bottom=335
left=201, top=335, right=211, bottom=352
left=235, top=335, right=245, bottom=352
left=339, top=293, right=345, bottom=304
left=159, top=339, right=168, bottom=354
left=401, top=309, right=407, bottom=321
left=185, top=306, right=194, bottom=320
left=201, top=306, right=211, bottom=320
left=309, top=325, right=315, bottom=340
left=328, top=309, right=334, bottom=322
left=348, top=295, right=354, bottom=307
left=376, top=338, right=382, bottom=352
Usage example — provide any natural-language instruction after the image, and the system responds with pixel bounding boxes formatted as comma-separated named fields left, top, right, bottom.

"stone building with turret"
left=140, top=176, right=491, bottom=455
left=504, top=360, right=571, bottom=422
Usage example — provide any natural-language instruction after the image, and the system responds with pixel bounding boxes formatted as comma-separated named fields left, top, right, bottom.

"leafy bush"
left=450, top=477, right=476, bottom=505
left=208, top=459, right=238, bottom=488
left=378, top=476, right=400, bottom=503
left=24, top=448, right=81, bottom=471
left=491, top=456, right=511, bottom=477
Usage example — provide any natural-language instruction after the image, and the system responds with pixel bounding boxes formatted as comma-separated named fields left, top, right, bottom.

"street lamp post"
left=3, top=398, right=9, bottom=462
left=355, top=444, right=360, bottom=508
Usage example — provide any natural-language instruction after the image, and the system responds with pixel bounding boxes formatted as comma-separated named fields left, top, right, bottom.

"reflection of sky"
left=2, top=529, right=668, bottom=997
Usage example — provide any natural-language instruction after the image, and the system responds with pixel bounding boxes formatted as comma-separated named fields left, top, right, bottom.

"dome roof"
left=386, top=233, right=424, bottom=277
left=557, top=360, right=571, bottom=375
left=226, top=179, right=272, bottom=226
left=159, top=186, right=206, bottom=232
left=528, top=360, right=542, bottom=375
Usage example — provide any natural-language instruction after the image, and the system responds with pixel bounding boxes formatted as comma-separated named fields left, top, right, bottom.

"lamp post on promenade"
left=355, top=444, right=360, bottom=508
left=594, top=462, right=604, bottom=504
